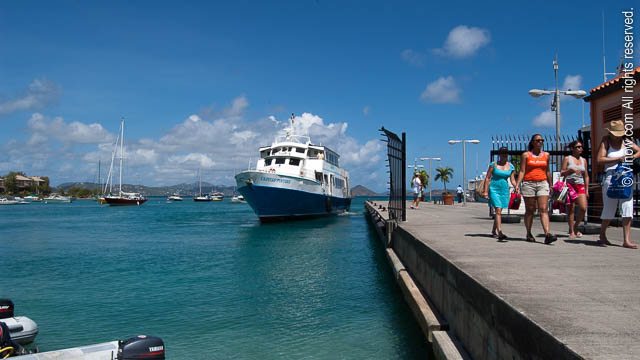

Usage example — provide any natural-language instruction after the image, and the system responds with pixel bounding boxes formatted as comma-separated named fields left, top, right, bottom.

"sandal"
left=544, top=233, right=557, bottom=245
left=623, top=243, right=638, bottom=249
left=498, top=232, right=508, bottom=241
left=526, top=233, right=536, bottom=242
left=575, top=232, right=583, bottom=238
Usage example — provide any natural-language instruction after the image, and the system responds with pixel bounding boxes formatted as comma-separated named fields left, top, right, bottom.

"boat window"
left=275, top=158, right=286, bottom=165
left=295, top=147, right=305, bottom=153
left=265, top=159, right=273, bottom=166
left=260, top=150, right=269, bottom=158
left=315, top=172, right=323, bottom=182
left=289, top=158, right=300, bottom=166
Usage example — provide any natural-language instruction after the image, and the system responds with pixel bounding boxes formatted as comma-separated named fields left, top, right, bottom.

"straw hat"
left=606, top=120, right=626, bottom=137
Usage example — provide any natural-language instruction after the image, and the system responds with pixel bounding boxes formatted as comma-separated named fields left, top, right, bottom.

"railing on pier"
left=380, top=127, right=406, bottom=222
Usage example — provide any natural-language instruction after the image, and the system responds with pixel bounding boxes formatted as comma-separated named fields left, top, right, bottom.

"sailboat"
left=103, top=118, right=147, bottom=206
left=193, top=168, right=212, bottom=202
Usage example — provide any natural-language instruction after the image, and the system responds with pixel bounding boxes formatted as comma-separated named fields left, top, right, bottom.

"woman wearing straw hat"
left=596, top=120, right=640, bottom=249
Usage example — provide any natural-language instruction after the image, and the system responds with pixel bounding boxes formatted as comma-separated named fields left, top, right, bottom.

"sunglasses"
left=574, top=145, right=583, bottom=148
left=534, top=139, right=544, bottom=143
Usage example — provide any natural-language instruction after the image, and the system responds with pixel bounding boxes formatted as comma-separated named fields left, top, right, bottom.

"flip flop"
left=575, top=232, right=583, bottom=238
left=623, top=243, right=638, bottom=249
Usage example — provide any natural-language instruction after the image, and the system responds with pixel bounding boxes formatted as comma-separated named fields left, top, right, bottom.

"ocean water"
left=0, top=197, right=428, bottom=359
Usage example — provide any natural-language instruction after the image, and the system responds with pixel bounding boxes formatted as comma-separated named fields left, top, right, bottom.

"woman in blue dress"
left=482, top=147, right=516, bottom=240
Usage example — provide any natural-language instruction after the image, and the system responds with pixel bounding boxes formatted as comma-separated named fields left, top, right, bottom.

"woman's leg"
left=599, top=219, right=611, bottom=244
left=567, top=202, right=575, bottom=237
left=622, top=217, right=637, bottom=249
left=573, top=194, right=587, bottom=235
left=495, top=207, right=502, bottom=233
left=524, top=196, right=536, bottom=238
left=537, top=195, right=550, bottom=235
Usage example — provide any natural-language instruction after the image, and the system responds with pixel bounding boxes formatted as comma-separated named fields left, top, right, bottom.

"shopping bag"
left=552, top=179, right=568, bottom=202
left=607, top=163, right=633, bottom=199
left=508, top=192, right=521, bottom=210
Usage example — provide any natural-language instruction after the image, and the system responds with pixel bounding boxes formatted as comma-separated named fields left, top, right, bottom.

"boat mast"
left=104, top=130, right=120, bottom=195
left=118, top=118, right=124, bottom=196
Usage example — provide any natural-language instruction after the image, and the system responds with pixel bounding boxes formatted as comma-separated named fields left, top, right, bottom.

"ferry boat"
left=235, top=115, right=351, bottom=222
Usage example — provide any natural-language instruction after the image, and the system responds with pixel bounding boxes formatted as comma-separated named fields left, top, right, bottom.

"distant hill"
left=57, top=182, right=383, bottom=197
left=56, top=182, right=235, bottom=197
left=351, top=185, right=381, bottom=197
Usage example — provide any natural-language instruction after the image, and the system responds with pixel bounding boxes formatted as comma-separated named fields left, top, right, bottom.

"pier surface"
left=368, top=201, right=639, bottom=359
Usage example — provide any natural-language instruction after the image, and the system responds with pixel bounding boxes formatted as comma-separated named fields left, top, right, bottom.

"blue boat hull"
left=238, top=184, right=351, bottom=222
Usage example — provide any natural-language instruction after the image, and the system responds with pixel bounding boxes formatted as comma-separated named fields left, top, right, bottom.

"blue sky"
left=0, top=1, right=636, bottom=191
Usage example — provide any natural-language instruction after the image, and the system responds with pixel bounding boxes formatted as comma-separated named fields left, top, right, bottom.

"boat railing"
left=274, top=134, right=310, bottom=144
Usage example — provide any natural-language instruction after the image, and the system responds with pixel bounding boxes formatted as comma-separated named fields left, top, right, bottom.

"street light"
left=419, top=156, right=441, bottom=201
left=448, top=139, right=480, bottom=206
left=529, top=57, right=587, bottom=149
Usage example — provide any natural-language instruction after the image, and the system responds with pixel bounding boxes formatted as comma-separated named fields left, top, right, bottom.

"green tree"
left=434, top=167, right=454, bottom=194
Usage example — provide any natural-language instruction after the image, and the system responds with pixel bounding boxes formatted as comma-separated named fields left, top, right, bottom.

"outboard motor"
left=0, top=321, right=28, bottom=358
left=0, top=299, right=38, bottom=345
left=117, top=335, right=164, bottom=360
left=0, top=299, right=14, bottom=319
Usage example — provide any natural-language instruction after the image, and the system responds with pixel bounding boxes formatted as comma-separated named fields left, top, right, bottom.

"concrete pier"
left=365, top=201, right=639, bottom=360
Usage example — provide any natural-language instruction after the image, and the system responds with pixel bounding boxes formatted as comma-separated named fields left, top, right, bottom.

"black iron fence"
left=490, top=133, right=639, bottom=225
left=380, top=127, right=406, bottom=222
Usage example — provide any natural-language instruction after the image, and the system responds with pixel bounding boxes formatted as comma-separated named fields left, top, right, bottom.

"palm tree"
left=434, top=167, right=454, bottom=194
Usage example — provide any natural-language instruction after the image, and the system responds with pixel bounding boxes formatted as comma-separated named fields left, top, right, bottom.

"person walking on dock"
left=456, top=185, right=464, bottom=203
left=560, top=140, right=589, bottom=239
left=482, top=146, right=516, bottom=241
left=411, top=173, right=422, bottom=209
left=515, top=134, right=557, bottom=244
left=596, top=120, right=640, bottom=249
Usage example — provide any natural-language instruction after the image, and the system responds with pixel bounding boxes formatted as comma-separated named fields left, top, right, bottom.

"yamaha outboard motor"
left=117, top=335, right=164, bottom=360
left=0, top=299, right=14, bottom=319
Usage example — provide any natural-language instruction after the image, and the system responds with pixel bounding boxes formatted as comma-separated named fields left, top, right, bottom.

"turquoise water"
left=0, top=197, right=428, bottom=359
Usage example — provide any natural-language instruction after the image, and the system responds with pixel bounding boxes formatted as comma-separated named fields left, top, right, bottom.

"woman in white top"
left=411, top=173, right=422, bottom=209
left=596, top=120, right=640, bottom=249
left=560, top=140, right=589, bottom=239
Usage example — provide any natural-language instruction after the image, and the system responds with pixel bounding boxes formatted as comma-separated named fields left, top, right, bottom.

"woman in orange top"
left=514, top=134, right=556, bottom=244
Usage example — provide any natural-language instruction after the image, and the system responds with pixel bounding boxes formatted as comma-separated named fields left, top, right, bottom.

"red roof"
left=590, top=66, right=640, bottom=94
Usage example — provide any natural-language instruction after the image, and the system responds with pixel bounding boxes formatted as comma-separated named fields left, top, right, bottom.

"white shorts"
left=600, top=174, right=634, bottom=219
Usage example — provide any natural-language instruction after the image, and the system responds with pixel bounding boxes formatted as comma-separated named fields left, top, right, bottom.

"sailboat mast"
left=118, top=118, right=124, bottom=195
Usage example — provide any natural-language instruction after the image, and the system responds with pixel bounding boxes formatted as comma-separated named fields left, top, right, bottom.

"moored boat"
left=103, top=118, right=147, bottom=206
left=43, top=194, right=72, bottom=203
left=235, top=114, right=351, bottom=222
left=167, top=194, right=183, bottom=201
left=210, top=191, right=224, bottom=201
left=0, top=198, right=19, bottom=205
left=231, top=194, right=246, bottom=203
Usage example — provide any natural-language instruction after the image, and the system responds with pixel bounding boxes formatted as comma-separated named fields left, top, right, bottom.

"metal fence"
left=380, top=127, right=406, bottom=222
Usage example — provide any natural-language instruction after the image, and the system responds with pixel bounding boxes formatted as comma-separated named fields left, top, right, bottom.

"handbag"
left=552, top=178, right=569, bottom=203
left=607, top=163, right=633, bottom=199
left=508, top=192, right=521, bottom=210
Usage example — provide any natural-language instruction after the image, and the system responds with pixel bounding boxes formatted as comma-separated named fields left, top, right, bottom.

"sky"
left=0, top=1, right=637, bottom=192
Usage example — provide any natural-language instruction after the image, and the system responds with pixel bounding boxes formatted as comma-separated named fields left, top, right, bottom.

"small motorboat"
left=43, top=194, right=72, bottom=204
left=167, top=194, right=183, bottom=201
left=210, top=192, right=224, bottom=201
left=0, top=198, right=19, bottom=205
left=0, top=299, right=38, bottom=345
left=7, top=334, right=164, bottom=359
left=231, top=195, right=246, bottom=203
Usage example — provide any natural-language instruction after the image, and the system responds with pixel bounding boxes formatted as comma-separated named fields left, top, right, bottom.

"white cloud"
left=562, top=75, right=582, bottom=93
left=401, top=49, right=426, bottom=66
left=0, top=79, right=61, bottom=115
left=224, top=95, right=248, bottom=117
left=434, top=25, right=491, bottom=58
left=533, top=110, right=555, bottom=127
left=420, top=76, right=461, bottom=104
left=362, top=106, right=370, bottom=116
left=27, top=113, right=114, bottom=144
left=2, top=99, right=385, bottom=188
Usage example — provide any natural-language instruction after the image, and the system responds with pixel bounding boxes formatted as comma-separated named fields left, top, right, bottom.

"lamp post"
left=528, top=57, right=587, bottom=149
left=448, top=139, right=480, bottom=206
left=419, top=156, right=441, bottom=201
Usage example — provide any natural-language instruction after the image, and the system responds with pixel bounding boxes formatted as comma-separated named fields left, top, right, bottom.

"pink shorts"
left=567, top=182, right=586, bottom=195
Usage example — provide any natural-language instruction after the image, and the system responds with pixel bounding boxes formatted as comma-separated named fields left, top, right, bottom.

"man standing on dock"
left=456, top=185, right=464, bottom=203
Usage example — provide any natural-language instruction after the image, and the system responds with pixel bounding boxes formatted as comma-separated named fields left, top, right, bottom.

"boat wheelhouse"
left=235, top=116, right=351, bottom=222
